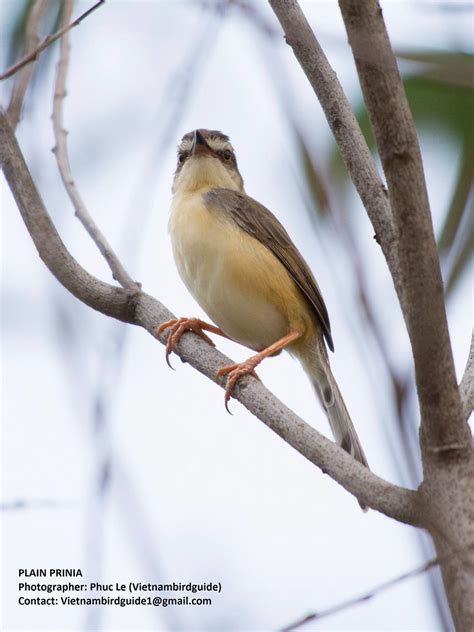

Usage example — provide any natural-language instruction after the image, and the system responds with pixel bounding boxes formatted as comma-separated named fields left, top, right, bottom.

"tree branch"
left=0, top=111, right=133, bottom=318
left=0, top=0, right=105, bottom=82
left=0, top=498, right=74, bottom=511
left=6, top=0, right=50, bottom=129
left=267, top=0, right=399, bottom=287
left=0, top=110, right=422, bottom=526
left=51, top=0, right=137, bottom=290
left=281, top=557, right=438, bottom=631
left=459, top=332, right=474, bottom=422
left=338, top=0, right=470, bottom=454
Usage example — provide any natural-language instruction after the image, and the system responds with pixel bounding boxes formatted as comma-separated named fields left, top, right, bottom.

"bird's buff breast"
left=169, top=192, right=306, bottom=351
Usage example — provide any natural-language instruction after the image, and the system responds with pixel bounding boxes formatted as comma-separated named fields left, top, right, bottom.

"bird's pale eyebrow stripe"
left=178, top=137, right=234, bottom=153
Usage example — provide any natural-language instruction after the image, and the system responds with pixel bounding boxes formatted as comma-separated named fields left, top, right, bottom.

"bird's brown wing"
left=204, top=188, right=334, bottom=351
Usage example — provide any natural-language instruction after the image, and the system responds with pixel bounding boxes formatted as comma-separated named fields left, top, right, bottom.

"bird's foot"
left=157, top=317, right=217, bottom=368
left=215, top=330, right=302, bottom=413
left=217, top=357, right=262, bottom=413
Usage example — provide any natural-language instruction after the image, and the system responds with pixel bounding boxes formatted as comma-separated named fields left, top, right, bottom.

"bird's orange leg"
left=157, top=317, right=230, bottom=368
left=217, top=330, right=302, bottom=412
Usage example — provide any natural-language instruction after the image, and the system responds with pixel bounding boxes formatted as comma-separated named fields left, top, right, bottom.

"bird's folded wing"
left=204, top=188, right=334, bottom=352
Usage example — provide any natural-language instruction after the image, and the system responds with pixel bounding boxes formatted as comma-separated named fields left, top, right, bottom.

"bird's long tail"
left=298, top=338, right=369, bottom=510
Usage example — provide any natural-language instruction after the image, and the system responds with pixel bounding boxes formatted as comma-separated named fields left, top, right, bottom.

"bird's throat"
left=173, top=155, right=243, bottom=196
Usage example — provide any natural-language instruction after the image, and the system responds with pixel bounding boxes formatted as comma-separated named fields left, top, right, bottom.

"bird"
left=158, top=128, right=369, bottom=499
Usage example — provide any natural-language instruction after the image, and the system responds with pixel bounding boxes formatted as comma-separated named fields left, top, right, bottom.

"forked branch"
left=268, top=0, right=470, bottom=454
left=51, top=0, right=137, bottom=290
left=338, top=0, right=469, bottom=453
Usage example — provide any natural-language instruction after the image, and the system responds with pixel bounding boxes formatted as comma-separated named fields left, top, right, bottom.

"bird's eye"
left=222, top=150, right=233, bottom=162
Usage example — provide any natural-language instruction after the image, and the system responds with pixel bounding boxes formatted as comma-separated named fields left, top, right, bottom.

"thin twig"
left=280, top=558, right=438, bottom=631
left=459, top=331, right=474, bottom=421
left=6, top=0, right=50, bottom=128
left=52, top=1, right=138, bottom=291
left=0, top=498, right=74, bottom=510
left=0, top=0, right=105, bottom=81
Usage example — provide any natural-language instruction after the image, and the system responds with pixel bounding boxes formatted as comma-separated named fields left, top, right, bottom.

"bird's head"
left=172, top=129, right=244, bottom=195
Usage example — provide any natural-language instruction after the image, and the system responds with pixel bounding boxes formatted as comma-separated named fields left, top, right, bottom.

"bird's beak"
left=191, top=129, right=211, bottom=156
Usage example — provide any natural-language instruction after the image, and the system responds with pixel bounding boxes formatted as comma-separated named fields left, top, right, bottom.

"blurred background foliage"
left=2, top=1, right=472, bottom=630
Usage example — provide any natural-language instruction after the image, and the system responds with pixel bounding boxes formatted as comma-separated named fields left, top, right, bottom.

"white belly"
left=169, top=192, right=290, bottom=351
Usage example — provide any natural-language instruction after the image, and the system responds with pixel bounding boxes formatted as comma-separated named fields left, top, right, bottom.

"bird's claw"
left=216, top=361, right=260, bottom=414
left=157, top=317, right=216, bottom=369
